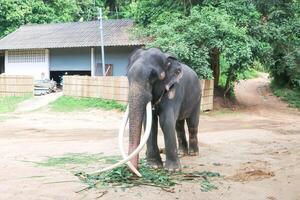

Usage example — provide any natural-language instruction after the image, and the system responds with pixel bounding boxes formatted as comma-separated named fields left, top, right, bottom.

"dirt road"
left=0, top=74, right=299, bottom=200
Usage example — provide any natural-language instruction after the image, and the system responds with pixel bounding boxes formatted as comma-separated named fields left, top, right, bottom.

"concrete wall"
left=4, top=46, right=139, bottom=79
left=4, top=49, right=49, bottom=80
left=50, top=48, right=91, bottom=71
left=95, top=46, right=138, bottom=76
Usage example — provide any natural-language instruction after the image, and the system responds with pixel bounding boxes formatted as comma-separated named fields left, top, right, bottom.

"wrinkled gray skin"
left=127, top=48, right=201, bottom=172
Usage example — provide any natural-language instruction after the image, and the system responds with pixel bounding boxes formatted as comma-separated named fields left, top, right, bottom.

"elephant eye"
left=175, top=69, right=181, bottom=76
left=167, top=62, right=171, bottom=68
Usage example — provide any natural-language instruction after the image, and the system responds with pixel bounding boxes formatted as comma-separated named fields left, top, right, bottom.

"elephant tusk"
left=118, top=105, right=142, bottom=177
left=90, top=101, right=152, bottom=176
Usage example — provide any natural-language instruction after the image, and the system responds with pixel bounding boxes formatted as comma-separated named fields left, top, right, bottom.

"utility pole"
left=99, top=8, right=106, bottom=76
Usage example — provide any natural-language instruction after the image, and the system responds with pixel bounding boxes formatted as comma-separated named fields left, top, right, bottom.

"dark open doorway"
left=0, top=52, right=4, bottom=74
left=50, top=70, right=91, bottom=86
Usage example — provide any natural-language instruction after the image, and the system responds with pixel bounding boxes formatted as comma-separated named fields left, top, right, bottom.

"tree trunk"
left=224, top=66, right=236, bottom=99
left=210, top=48, right=220, bottom=87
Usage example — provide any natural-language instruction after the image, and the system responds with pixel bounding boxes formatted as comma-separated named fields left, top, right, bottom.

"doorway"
left=0, top=52, right=4, bottom=74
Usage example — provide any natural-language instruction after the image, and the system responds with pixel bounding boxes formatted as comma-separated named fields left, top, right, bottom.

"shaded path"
left=234, top=73, right=300, bottom=118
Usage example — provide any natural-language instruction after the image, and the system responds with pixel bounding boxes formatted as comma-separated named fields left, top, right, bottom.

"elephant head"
left=126, top=48, right=183, bottom=169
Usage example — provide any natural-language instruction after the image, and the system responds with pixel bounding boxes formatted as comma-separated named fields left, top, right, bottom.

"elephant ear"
left=126, top=48, right=145, bottom=74
left=163, top=53, right=183, bottom=91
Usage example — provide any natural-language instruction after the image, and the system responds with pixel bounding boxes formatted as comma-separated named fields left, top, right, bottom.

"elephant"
left=126, top=47, right=201, bottom=172
left=97, top=47, right=201, bottom=175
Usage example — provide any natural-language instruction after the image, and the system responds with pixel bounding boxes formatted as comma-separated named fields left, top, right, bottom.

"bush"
left=271, top=83, right=300, bottom=109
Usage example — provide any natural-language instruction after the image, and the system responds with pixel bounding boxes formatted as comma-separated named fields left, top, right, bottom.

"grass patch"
left=237, top=68, right=260, bottom=80
left=34, top=153, right=122, bottom=168
left=49, top=96, right=126, bottom=112
left=0, top=95, right=32, bottom=113
left=271, top=84, right=300, bottom=109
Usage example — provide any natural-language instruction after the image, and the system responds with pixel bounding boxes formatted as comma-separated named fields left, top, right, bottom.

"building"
left=0, top=19, right=144, bottom=82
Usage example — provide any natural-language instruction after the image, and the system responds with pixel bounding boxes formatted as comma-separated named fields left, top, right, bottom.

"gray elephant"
left=126, top=48, right=201, bottom=172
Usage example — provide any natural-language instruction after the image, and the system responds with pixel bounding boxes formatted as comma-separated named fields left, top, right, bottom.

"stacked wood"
left=34, top=80, right=57, bottom=96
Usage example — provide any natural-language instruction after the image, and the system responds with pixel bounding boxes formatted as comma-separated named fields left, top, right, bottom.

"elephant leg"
left=176, top=119, right=188, bottom=156
left=146, top=114, right=163, bottom=169
left=159, top=110, right=181, bottom=172
left=186, top=108, right=200, bottom=156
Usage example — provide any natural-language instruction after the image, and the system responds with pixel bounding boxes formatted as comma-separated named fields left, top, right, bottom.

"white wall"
left=5, top=49, right=49, bottom=80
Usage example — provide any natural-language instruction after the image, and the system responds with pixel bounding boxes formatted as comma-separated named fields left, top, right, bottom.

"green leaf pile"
left=75, top=160, right=220, bottom=192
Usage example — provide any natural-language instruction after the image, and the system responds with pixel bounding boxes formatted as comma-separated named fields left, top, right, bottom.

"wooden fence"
left=200, top=79, right=214, bottom=111
left=63, top=76, right=129, bottom=102
left=63, top=76, right=214, bottom=111
left=0, top=75, right=34, bottom=97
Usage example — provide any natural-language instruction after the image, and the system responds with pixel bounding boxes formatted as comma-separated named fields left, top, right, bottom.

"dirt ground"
left=0, top=74, right=299, bottom=200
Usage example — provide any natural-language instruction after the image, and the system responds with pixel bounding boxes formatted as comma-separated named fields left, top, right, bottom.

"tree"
left=0, top=0, right=298, bottom=92
left=253, top=0, right=300, bottom=89
left=0, top=0, right=32, bottom=37
left=137, top=5, right=254, bottom=96
left=0, top=0, right=104, bottom=37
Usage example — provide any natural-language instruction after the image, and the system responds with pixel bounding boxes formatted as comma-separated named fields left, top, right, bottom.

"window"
left=8, top=49, right=46, bottom=63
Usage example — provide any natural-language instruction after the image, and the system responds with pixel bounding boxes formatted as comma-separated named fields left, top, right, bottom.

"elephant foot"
left=188, top=150, right=199, bottom=156
left=178, top=147, right=188, bottom=157
left=188, top=146, right=199, bottom=156
left=189, top=140, right=199, bottom=156
left=147, top=158, right=163, bottom=169
left=164, top=159, right=181, bottom=173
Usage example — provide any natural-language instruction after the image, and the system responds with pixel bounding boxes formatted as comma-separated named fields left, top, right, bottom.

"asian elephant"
left=126, top=48, right=201, bottom=172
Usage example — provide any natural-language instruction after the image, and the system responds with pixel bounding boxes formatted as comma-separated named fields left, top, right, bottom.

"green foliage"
left=75, top=160, right=220, bottom=191
left=252, top=60, right=267, bottom=72
left=253, top=0, right=300, bottom=89
left=35, top=154, right=220, bottom=192
left=36, top=153, right=105, bottom=167
left=133, top=0, right=299, bottom=96
left=271, top=82, right=300, bottom=109
left=0, top=95, right=32, bottom=113
left=49, top=96, right=126, bottom=112
left=138, top=5, right=254, bottom=87
left=35, top=153, right=122, bottom=167
left=77, top=161, right=177, bottom=188
left=133, top=0, right=191, bottom=27
left=0, top=0, right=116, bottom=38
left=0, top=0, right=299, bottom=95
left=237, top=68, right=259, bottom=80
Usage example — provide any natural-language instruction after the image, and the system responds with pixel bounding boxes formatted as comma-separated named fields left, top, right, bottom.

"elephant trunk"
left=128, top=84, right=151, bottom=169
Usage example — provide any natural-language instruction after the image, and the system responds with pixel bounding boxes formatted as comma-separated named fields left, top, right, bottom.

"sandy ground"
left=0, top=74, right=299, bottom=200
